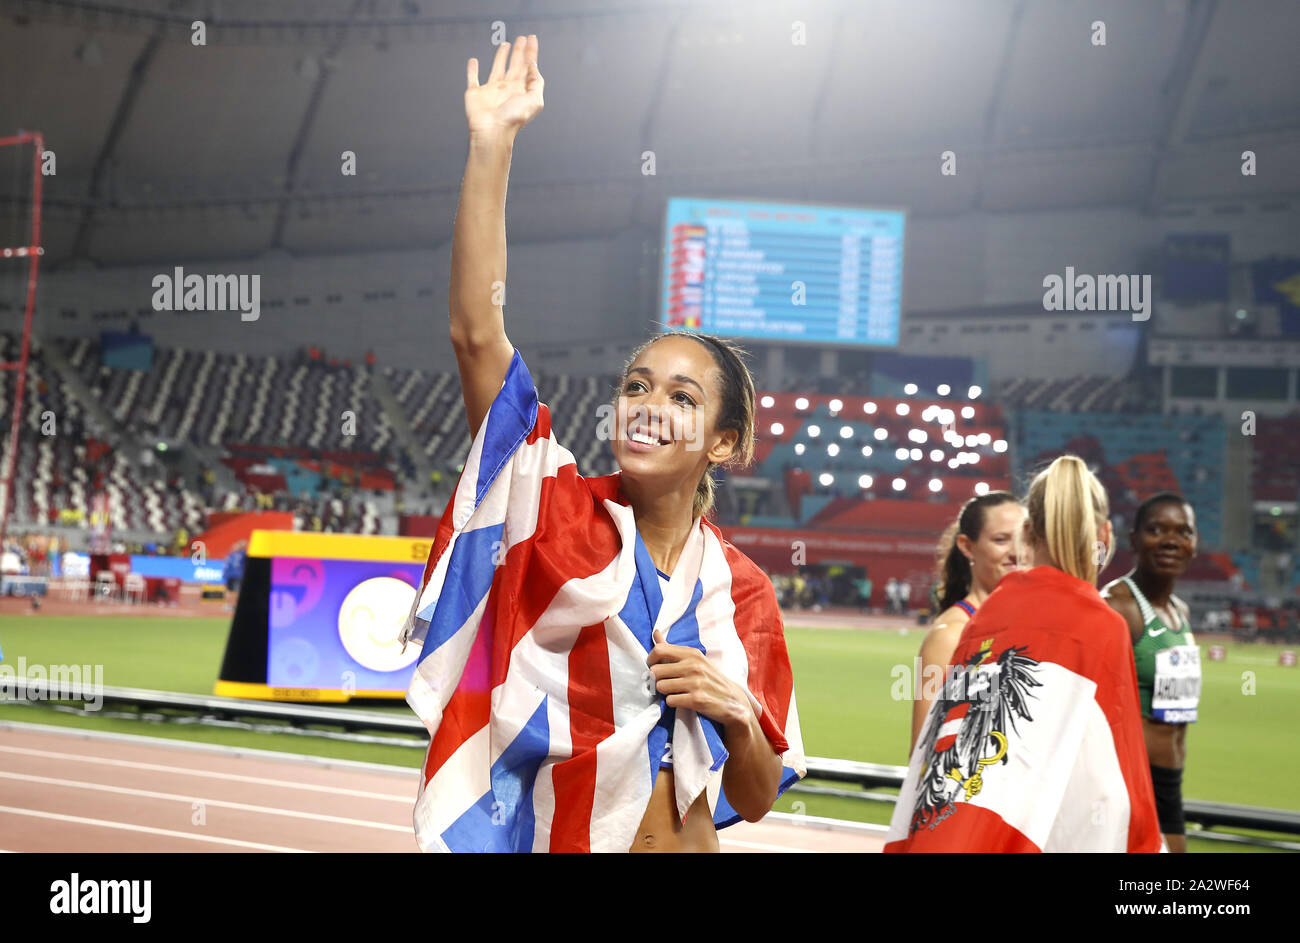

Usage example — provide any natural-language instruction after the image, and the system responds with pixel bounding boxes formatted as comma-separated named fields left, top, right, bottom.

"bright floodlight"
left=840, top=425, right=853, bottom=439
left=827, top=443, right=840, bottom=457
left=968, top=385, right=982, bottom=399
left=829, top=398, right=843, bottom=413
left=921, top=405, right=936, bottom=422
left=895, top=403, right=910, bottom=416
left=929, top=479, right=943, bottom=493
left=795, top=397, right=809, bottom=410
left=975, top=482, right=989, bottom=495
left=863, top=402, right=878, bottom=415
left=930, top=449, right=944, bottom=462
left=892, top=477, right=906, bottom=492
left=993, top=439, right=1008, bottom=453
left=940, top=408, right=955, bottom=425
left=895, top=447, right=909, bottom=460
left=937, top=384, right=950, bottom=396
left=969, top=453, right=980, bottom=464
left=860, top=445, right=873, bottom=457
left=948, top=458, right=959, bottom=469
left=909, top=448, right=922, bottom=460
left=770, top=422, right=784, bottom=435
left=818, top=473, right=834, bottom=487
left=961, top=406, right=975, bottom=419
left=874, top=428, right=888, bottom=441
left=794, top=443, right=805, bottom=455
left=977, top=432, right=991, bottom=445
left=760, top=395, right=774, bottom=408
left=965, top=434, right=978, bottom=446
left=858, top=474, right=873, bottom=488
left=904, top=383, right=918, bottom=395
left=808, top=424, right=821, bottom=438
left=908, top=429, right=926, bottom=443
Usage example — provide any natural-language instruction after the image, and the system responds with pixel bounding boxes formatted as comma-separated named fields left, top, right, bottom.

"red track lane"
left=0, top=724, right=883, bottom=853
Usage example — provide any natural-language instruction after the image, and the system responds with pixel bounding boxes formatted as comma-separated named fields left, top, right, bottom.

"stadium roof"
left=2, top=0, right=1297, bottom=269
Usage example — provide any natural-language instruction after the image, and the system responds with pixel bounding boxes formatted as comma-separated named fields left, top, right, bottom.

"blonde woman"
left=887, top=455, right=1162, bottom=852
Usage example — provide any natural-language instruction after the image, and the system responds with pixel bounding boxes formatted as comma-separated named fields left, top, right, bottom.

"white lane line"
left=0, top=770, right=413, bottom=833
left=0, top=744, right=412, bottom=802
left=0, top=806, right=313, bottom=852
left=718, top=838, right=814, bottom=853
left=0, top=720, right=423, bottom=778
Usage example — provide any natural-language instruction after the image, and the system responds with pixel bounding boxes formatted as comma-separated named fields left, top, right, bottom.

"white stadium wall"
left=9, top=202, right=1293, bottom=378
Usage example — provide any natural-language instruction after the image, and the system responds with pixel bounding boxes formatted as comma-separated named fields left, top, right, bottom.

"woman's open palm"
left=466, top=34, right=544, bottom=137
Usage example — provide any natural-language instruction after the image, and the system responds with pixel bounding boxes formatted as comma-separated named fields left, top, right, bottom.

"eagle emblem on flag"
left=910, top=640, right=1043, bottom=834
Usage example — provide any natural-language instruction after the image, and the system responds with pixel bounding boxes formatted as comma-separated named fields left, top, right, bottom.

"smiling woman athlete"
left=398, top=35, right=804, bottom=854
left=1101, top=492, right=1201, bottom=854
left=911, top=492, right=1023, bottom=751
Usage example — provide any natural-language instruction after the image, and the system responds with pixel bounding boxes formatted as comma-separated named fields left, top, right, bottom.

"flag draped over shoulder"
left=885, top=565, right=1162, bottom=853
left=398, top=348, right=805, bottom=853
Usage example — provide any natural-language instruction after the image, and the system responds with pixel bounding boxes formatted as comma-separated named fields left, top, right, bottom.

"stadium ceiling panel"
left=2, top=0, right=1296, bottom=268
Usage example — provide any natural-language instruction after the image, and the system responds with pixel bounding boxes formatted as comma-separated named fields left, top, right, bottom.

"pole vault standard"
left=0, top=131, right=44, bottom=550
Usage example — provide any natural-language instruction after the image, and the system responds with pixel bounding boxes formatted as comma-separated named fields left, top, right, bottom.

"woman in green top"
left=1101, top=492, right=1200, bottom=853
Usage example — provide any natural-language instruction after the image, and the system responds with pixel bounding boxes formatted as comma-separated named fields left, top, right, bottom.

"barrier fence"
left=2, top=679, right=1296, bottom=850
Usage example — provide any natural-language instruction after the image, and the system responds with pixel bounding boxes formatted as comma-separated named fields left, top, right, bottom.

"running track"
left=0, top=722, right=885, bottom=853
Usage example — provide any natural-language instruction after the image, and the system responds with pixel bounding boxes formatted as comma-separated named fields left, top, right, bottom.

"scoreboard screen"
left=660, top=197, right=905, bottom=348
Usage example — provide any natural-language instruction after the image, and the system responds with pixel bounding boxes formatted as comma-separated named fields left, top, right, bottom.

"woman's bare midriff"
left=1142, top=715, right=1186, bottom=769
left=628, top=767, right=719, bottom=853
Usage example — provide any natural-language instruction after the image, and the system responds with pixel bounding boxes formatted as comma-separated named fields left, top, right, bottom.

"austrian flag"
left=397, top=348, right=806, bottom=853
left=886, top=565, right=1163, bottom=853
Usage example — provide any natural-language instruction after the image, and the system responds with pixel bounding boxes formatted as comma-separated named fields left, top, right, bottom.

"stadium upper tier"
left=1252, top=416, right=1300, bottom=504
left=1013, top=409, right=1227, bottom=548
left=0, top=334, right=1247, bottom=556
left=996, top=375, right=1141, bottom=412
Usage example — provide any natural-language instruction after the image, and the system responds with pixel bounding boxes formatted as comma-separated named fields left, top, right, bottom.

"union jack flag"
left=398, top=348, right=805, bottom=852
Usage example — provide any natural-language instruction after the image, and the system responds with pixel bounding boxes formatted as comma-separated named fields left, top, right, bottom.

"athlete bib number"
left=1151, top=645, right=1200, bottom=723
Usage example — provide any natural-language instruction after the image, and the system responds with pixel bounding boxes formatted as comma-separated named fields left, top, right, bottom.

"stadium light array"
left=829, top=398, right=843, bottom=413
left=930, top=449, right=944, bottom=462
left=858, top=474, right=873, bottom=489
left=863, top=402, right=878, bottom=415
left=937, top=384, right=950, bottom=396
left=794, top=443, right=805, bottom=455
left=807, top=424, right=820, bottom=438
left=827, top=443, right=840, bottom=457
left=892, top=478, right=906, bottom=492
left=968, top=385, right=982, bottom=399
left=819, top=473, right=834, bottom=487
left=975, top=482, right=989, bottom=495
left=904, top=383, right=918, bottom=395
left=993, top=439, right=1008, bottom=453
left=795, top=397, right=809, bottom=410
left=861, top=445, right=873, bottom=457
left=874, top=428, right=887, bottom=441
left=770, top=422, right=784, bottom=435
left=895, top=403, right=910, bottom=416
left=929, top=479, right=942, bottom=493
left=961, top=406, right=975, bottom=419
left=760, top=395, right=774, bottom=408
left=840, top=425, right=853, bottom=439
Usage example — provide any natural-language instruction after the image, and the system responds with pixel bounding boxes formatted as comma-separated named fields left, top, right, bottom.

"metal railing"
left=3, top=678, right=1297, bottom=848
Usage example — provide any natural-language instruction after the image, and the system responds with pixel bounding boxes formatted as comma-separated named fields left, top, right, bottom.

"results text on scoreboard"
left=660, top=198, right=904, bottom=347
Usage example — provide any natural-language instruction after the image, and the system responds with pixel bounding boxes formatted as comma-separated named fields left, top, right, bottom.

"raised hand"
left=465, top=34, right=544, bottom=140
